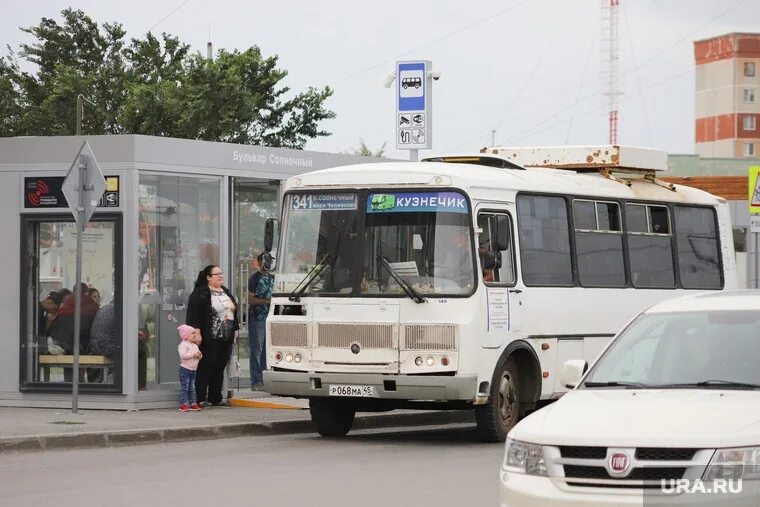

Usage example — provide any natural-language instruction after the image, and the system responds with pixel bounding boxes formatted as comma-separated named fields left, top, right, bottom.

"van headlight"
left=704, top=447, right=760, bottom=481
left=503, top=438, right=547, bottom=476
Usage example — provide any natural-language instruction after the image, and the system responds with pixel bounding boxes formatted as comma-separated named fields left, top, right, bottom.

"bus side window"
left=477, top=213, right=516, bottom=285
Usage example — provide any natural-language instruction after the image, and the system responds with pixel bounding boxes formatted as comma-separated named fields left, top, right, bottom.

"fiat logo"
left=350, top=342, right=361, bottom=354
left=608, top=452, right=630, bottom=476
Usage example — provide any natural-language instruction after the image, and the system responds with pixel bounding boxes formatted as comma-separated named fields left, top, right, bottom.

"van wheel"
left=309, top=398, right=356, bottom=437
left=475, top=357, right=521, bottom=442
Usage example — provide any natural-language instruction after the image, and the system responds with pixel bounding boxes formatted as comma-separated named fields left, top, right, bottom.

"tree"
left=346, top=138, right=386, bottom=157
left=0, top=8, right=335, bottom=148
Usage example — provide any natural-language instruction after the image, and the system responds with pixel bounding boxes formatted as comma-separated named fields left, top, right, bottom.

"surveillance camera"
left=430, top=71, right=441, bottom=81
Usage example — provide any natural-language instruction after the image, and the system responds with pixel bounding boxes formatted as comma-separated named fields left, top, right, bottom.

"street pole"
left=76, top=94, right=96, bottom=136
left=71, top=153, right=95, bottom=413
left=756, top=232, right=759, bottom=289
left=491, top=129, right=496, bottom=146
left=410, top=149, right=418, bottom=162
left=71, top=155, right=87, bottom=413
left=76, top=95, right=83, bottom=136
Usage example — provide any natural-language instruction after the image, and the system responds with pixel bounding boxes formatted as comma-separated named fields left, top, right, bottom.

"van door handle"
left=508, top=289, right=522, bottom=294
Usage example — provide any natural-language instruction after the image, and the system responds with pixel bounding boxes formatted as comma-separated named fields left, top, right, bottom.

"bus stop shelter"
left=0, top=134, right=380, bottom=409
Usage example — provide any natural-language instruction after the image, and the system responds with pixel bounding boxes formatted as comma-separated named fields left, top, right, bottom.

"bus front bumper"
left=264, top=371, right=478, bottom=401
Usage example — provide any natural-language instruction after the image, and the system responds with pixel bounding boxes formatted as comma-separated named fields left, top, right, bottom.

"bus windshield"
left=274, top=190, right=476, bottom=297
left=276, top=192, right=360, bottom=295
left=361, top=191, right=475, bottom=296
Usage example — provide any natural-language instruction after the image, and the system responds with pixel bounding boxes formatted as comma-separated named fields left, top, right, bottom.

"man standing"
left=248, top=253, right=274, bottom=391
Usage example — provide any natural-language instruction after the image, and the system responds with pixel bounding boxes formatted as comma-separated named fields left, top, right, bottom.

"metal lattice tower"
left=600, top=0, right=621, bottom=144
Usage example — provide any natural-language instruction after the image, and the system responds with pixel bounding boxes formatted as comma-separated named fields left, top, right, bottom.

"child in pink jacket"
left=177, top=324, right=202, bottom=412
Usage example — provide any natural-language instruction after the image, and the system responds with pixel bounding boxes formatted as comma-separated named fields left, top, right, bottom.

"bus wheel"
left=475, top=357, right=521, bottom=442
left=309, top=398, right=356, bottom=437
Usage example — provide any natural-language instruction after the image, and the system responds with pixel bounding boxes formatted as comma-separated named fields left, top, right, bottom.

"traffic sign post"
left=396, top=60, right=433, bottom=161
left=62, top=141, right=106, bottom=413
left=749, top=166, right=760, bottom=288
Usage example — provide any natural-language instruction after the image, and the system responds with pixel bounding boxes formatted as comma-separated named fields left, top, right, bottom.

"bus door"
left=476, top=207, right=522, bottom=348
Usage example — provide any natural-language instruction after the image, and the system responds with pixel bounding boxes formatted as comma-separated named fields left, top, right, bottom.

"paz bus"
left=261, top=145, right=736, bottom=442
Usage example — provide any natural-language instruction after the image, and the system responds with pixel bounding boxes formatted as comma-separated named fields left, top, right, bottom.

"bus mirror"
left=262, top=252, right=276, bottom=271
left=494, top=215, right=510, bottom=251
left=264, top=218, right=278, bottom=253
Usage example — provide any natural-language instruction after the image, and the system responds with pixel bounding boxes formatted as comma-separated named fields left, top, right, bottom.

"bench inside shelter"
left=38, top=355, right=112, bottom=383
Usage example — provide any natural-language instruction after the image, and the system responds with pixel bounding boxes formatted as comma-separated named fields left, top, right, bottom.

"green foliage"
left=346, top=138, right=386, bottom=157
left=0, top=8, right=335, bottom=147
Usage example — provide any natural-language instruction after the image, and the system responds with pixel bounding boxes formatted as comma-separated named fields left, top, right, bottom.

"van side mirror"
left=493, top=215, right=510, bottom=252
left=264, top=218, right=278, bottom=253
left=560, top=359, right=588, bottom=389
left=262, top=252, right=276, bottom=271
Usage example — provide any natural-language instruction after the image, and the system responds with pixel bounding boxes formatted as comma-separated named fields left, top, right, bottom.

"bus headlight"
left=704, top=447, right=760, bottom=481
left=503, top=438, right=547, bottom=476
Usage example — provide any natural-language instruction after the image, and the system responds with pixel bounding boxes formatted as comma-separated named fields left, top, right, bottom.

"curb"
left=0, top=410, right=473, bottom=454
left=228, top=398, right=304, bottom=410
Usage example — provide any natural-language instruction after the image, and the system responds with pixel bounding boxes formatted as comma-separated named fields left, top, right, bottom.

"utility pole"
left=491, top=129, right=496, bottom=147
left=76, top=95, right=96, bottom=136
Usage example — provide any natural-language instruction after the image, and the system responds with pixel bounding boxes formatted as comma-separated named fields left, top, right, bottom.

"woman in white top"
left=186, top=265, right=240, bottom=407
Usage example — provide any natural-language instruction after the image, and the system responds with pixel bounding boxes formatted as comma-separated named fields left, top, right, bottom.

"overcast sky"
left=2, top=0, right=758, bottom=159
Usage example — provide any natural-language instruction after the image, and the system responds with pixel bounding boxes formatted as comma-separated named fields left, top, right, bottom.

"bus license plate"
left=328, top=384, right=375, bottom=397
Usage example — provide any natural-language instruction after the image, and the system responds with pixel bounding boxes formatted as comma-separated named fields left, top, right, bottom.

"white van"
left=500, top=290, right=760, bottom=506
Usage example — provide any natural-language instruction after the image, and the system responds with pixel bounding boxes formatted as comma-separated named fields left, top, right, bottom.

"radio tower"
left=601, top=0, right=620, bottom=144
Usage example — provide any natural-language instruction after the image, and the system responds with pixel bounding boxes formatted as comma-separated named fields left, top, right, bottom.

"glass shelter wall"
left=138, top=174, right=221, bottom=390
left=21, top=216, right=121, bottom=390
left=230, top=179, right=279, bottom=385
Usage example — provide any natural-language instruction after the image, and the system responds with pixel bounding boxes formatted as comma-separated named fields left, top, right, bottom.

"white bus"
left=261, top=145, right=736, bottom=442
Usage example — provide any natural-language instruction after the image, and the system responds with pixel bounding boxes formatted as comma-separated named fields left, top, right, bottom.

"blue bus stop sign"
left=396, top=60, right=432, bottom=150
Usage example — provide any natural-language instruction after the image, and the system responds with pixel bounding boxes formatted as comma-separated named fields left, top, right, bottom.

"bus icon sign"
left=401, top=77, right=422, bottom=90
left=396, top=60, right=432, bottom=150
left=370, top=194, right=396, bottom=211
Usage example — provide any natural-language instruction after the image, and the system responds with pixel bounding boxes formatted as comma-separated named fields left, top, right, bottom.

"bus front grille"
left=316, top=323, right=394, bottom=349
left=269, top=322, right=308, bottom=347
left=403, top=324, right=458, bottom=350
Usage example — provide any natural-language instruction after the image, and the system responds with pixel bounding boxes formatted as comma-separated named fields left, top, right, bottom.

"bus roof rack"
left=421, top=155, right=525, bottom=170
left=478, top=145, right=667, bottom=173
left=478, top=144, right=673, bottom=190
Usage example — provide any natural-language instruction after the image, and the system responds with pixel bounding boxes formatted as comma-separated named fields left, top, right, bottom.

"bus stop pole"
left=410, top=148, right=418, bottom=162
left=72, top=157, right=86, bottom=413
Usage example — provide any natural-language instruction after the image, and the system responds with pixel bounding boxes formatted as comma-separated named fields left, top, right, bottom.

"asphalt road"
left=0, top=423, right=504, bottom=507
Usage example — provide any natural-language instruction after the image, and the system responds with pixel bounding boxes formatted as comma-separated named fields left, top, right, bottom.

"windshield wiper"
left=377, top=256, right=426, bottom=304
left=583, top=380, right=650, bottom=388
left=659, top=380, right=760, bottom=390
left=288, top=253, right=334, bottom=302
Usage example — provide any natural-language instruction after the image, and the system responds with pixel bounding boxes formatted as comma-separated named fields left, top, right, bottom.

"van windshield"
left=582, top=310, right=760, bottom=389
left=276, top=192, right=359, bottom=295
left=274, top=190, right=476, bottom=297
left=360, top=191, right=475, bottom=295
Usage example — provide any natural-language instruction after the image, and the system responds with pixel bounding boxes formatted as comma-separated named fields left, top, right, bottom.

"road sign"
left=62, top=141, right=106, bottom=226
left=750, top=166, right=760, bottom=214
left=396, top=60, right=432, bottom=151
left=61, top=141, right=106, bottom=415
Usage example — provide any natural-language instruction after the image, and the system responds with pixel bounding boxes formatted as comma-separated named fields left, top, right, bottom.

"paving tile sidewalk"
left=0, top=391, right=473, bottom=453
